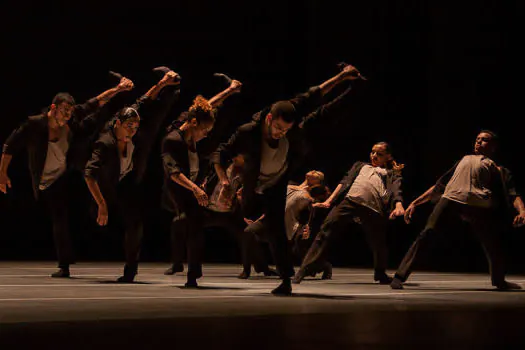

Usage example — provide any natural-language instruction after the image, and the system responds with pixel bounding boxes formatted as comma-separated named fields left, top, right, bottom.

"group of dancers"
left=1, top=63, right=524, bottom=295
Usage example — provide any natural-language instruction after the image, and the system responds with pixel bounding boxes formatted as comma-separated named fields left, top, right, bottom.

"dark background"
left=1, top=1, right=524, bottom=274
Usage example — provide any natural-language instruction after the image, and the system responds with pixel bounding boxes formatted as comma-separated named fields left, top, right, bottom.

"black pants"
left=169, top=208, right=255, bottom=274
left=300, top=198, right=389, bottom=276
left=92, top=181, right=144, bottom=274
left=40, top=175, right=74, bottom=268
left=395, top=198, right=506, bottom=285
left=243, top=188, right=295, bottom=279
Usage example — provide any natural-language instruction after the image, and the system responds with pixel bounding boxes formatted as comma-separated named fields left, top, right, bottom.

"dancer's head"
left=48, top=93, right=76, bottom=127
left=187, top=95, right=215, bottom=142
left=474, top=130, right=498, bottom=157
left=114, top=107, right=140, bottom=143
left=370, top=142, right=404, bottom=173
left=305, top=170, right=325, bottom=187
left=265, top=101, right=296, bottom=140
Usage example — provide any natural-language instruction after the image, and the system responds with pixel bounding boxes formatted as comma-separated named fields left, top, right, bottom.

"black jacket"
left=332, top=161, right=404, bottom=214
left=2, top=97, right=107, bottom=199
left=211, top=84, right=353, bottom=218
left=85, top=87, right=179, bottom=207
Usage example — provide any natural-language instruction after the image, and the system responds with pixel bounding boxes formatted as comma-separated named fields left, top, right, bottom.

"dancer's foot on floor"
left=51, top=268, right=70, bottom=278
left=271, top=278, right=292, bottom=296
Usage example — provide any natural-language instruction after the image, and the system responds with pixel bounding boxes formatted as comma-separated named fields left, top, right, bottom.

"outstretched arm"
left=208, top=79, right=242, bottom=108
left=404, top=185, right=436, bottom=224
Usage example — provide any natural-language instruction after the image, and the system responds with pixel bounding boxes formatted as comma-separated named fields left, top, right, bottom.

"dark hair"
left=270, top=101, right=296, bottom=124
left=116, top=107, right=140, bottom=122
left=309, top=184, right=330, bottom=203
left=188, top=95, right=215, bottom=125
left=52, top=92, right=75, bottom=106
left=374, top=141, right=405, bottom=174
left=479, top=129, right=499, bottom=144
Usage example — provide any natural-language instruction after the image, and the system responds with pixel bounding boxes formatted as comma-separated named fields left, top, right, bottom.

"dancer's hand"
left=313, top=200, right=331, bottom=209
left=192, top=186, right=209, bottom=207
left=160, top=70, right=181, bottom=86
left=117, top=77, right=134, bottom=91
left=389, top=203, right=406, bottom=220
left=0, top=172, right=11, bottom=194
left=97, top=203, right=109, bottom=226
left=514, top=211, right=525, bottom=227
left=341, top=64, right=363, bottom=81
left=404, top=203, right=416, bottom=224
left=229, top=80, right=242, bottom=93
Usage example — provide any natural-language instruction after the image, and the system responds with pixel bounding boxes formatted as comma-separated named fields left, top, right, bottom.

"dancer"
left=293, top=142, right=405, bottom=284
left=240, top=170, right=332, bottom=279
left=85, top=68, right=180, bottom=282
left=161, top=77, right=242, bottom=287
left=212, top=63, right=363, bottom=295
left=390, top=130, right=524, bottom=290
left=0, top=74, right=134, bottom=277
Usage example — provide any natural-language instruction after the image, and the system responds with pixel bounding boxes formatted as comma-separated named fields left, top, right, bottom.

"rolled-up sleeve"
left=3, top=119, right=32, bottom=155
left=161, top=134, right=186, bottom=176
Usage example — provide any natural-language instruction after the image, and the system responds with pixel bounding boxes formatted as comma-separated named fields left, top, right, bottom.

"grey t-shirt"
left=188, top=149, right=199, bottom=183
left=119, top=142, right=135, bottom=181
left=256, top=137, right=289, bottom=194
left=208, top=164, right=243, bottom=213
left=443, top=155, right=498, bottom=208
left=39, top=127, right=69, bottom=190
left=346, top=165, right=389, bottom=214
left=285, top=186, right=312, bottom=240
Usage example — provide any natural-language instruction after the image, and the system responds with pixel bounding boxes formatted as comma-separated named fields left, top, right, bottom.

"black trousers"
left=169, top=196, right=207, bottom=280
left=92, top=180, right=144, bottom=273
left=395, top=198, right=506, bottom=285
left=300, top=198, right=389, bottom=276
left=40, top=175, right=74, bottom=268
left=169, top=207, right=257, bottom=273
left=243, top=187, right=295, bottom=279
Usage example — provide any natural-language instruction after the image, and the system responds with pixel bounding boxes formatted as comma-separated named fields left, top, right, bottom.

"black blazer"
left=211, top=85, right=354, bottom=218
left=85, top=87, right=180, bottom=207
left=2, top=97, right=107, bottom=199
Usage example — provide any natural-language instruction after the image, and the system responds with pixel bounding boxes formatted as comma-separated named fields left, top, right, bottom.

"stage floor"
left=1, top=262, right=525, bottom=349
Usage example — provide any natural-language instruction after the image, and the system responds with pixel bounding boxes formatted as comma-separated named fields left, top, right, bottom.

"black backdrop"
left=1, top=1, right=524, bottom=273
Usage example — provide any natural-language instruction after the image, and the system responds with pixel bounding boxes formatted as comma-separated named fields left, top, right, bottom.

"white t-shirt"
left=119, top=142, right=135, bottom=181
left=39, top=127, right=69, bottom=190
left=188, top=149, right=199, bottom=183
left=346, top=165, right=389, bottom=214
left=256, top=137, right=289, bottom=194
left=443, top=155, right=498, bottom=208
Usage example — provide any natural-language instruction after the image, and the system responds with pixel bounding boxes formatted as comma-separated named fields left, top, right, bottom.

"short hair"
left=270, top=101, right=296, bottom=124
left=374, top=141, right=405, bottom=174
left=52, top=92, right=75, bottom=107
left=188, top=95, right=215, bottom=125
left=479, top=129, right=499, bottom=143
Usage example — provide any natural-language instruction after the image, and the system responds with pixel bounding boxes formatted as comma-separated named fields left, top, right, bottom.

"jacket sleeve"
left=2, top=118, right=33, bottom=155
left=501, top=167, right=519, bottom=200
left=288, top=86, right=323, bottom=124
left=84, top=139, right=109, bottom=182
left=390, top=173, right=404, bottom=204
left=161, top=133, right=187, bottom=176
left=210, top=123, right=248, bottom=168
left=299, top=84, right=352, bottom=131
